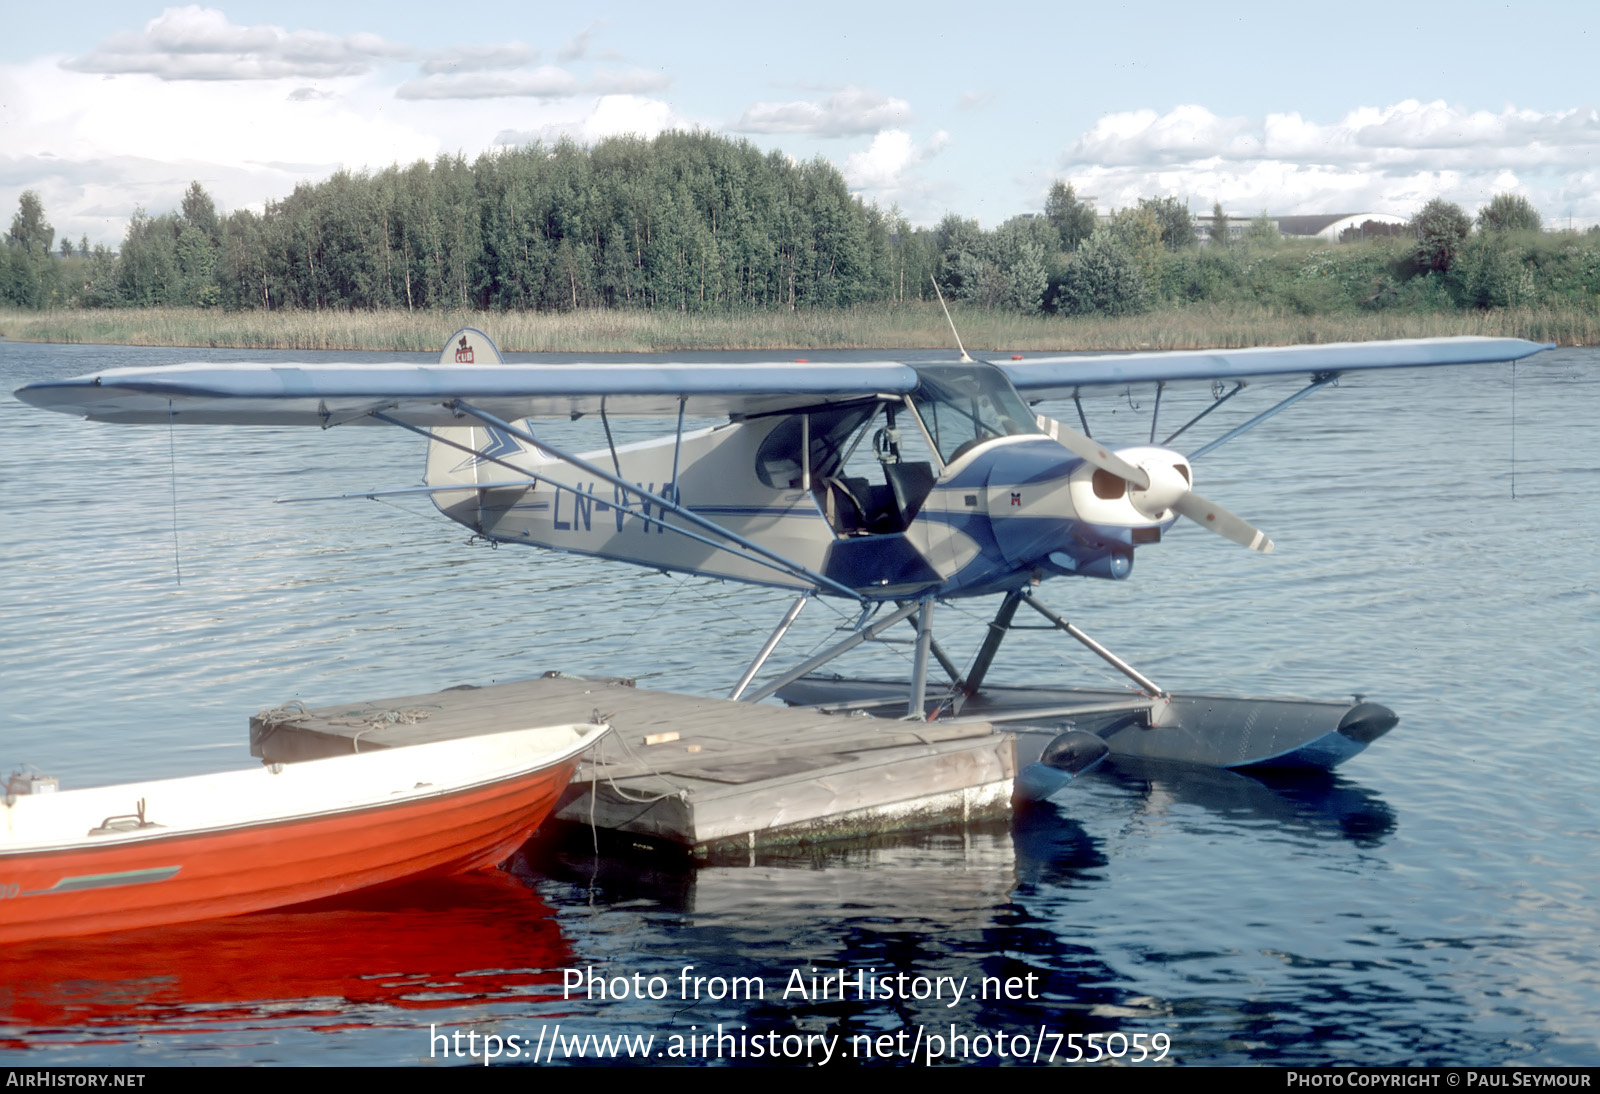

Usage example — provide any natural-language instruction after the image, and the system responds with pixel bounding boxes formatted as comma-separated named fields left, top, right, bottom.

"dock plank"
left=250, top=673, right=1015, bottom=856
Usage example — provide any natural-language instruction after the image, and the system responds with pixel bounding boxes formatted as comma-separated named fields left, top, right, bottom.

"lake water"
left=0, top=337, right=1595, bottom=1067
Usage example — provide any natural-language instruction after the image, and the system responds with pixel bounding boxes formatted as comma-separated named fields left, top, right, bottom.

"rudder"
left=424, top=328, right=543, bottom=530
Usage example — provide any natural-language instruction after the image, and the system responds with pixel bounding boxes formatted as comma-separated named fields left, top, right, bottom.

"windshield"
left=909, top=363, right=1042, bottom=464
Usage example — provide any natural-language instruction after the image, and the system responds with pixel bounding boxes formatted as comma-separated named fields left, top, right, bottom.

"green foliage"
left=1105, top=206, right=1166, bottom=291
left=1338, top=219, right=1408, bottom=243
left=1411, top=198, right=1471, bottom=273
left=933, top=214, right=988, bottom=303
left=7, top=191, right=54, bottom=257
left=1477, top=193, right=1542, bottom=234
left=1209, top=202, right=1230, bottom=249
left=1453, top=235, right=1536, bottom=308
left=1044, top=181, right=1096, bottom=252
left=69, top=133, right=915, bottom=314
left=992, top=215, right=1055, bottom=313
left=3, top=191, right=63, bottom=307
left=1247, top=211, right=1277, bottom=246
left=181, top=182, right=221, bottom=241
left=22, top=136, right=1600, bottom=328
left=1138, top=196, right=1197, bottom=251
left=1053, top=226, right=1150, bottom=316
left=116, top=209, right=177, bottom=306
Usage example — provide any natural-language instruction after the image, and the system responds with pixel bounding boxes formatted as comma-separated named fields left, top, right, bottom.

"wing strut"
left=1161, top=381, right=1244, bottom=447
left=444, top=400, right=867, bottom=603
left=373, top=411, right=858, bottom=599
left=1187, top=373, right=1340, bottom=461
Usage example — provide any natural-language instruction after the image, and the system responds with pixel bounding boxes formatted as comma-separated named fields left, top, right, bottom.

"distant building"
left=1195, top=212, right=1407, bottom=245
left=1322, top=214, right=1410, bottom=242
left=1196, top=215, right=1245, bottom=246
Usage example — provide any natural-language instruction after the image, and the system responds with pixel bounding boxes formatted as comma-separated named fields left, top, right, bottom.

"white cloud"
left=1072, top=105, right=1254, bottom=164
left=586, top=95, right=678, bottom=138
left=395, top=65, right=667, bottom=101
left=418, top=43, right=539, bottom=75
left=1061, top=101, right=1600, bottom=219
left=0, top=54, right=437, bottom=246
left=733, top=87, right=912, bottom=138
left=842, top=129, right=949, bottom=215
left=558, top=24, right=600, bottom=63
left=1260, top=101, right=1600, bottom=168
left=492, top=95, right=685, bottom=147
left=843, top=130, right=919, bottom=191
left=589, top=67, right=671, bottom=95
left=62, top=6, right=409, bottom=81
left=396, top=67, right=579, bottom=100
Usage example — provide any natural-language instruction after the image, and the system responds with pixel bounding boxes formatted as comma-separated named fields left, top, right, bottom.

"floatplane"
left=14, top=328, right=1553, bottom=795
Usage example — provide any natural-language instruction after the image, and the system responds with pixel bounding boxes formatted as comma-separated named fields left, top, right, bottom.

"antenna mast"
left=930, top=276, right=973, bottom=362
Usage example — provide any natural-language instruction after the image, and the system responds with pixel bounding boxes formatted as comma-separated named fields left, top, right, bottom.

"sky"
left=2, top=1, right=1596, bottom=248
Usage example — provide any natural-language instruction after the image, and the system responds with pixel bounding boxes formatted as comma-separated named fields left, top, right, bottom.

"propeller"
left=1123, top=457, right=1274, bottom=554
left=1049, top=426, right=1152, bottom=490
left=1034, top=415, right=1152, bottom=490
left=1172, top=491, right=1275, bottom=554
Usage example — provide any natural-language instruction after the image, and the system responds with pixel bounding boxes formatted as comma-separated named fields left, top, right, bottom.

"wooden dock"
left=250, top=673, right=1015, bottom=858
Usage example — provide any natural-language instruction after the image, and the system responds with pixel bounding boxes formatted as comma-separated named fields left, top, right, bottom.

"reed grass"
left=2, top=303, right=1594, bottom=354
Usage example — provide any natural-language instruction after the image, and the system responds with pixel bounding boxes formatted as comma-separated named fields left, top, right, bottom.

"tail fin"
left=424, top=328, right=545, bottom=529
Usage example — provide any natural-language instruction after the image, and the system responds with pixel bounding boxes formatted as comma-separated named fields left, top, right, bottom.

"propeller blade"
left=1172, top=490, right=1275, bottom=554
left=1044, top=422, right=1151, bottom=489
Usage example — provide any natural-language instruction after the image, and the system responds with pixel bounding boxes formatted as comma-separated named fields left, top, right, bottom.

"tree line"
left=4, top=131, right=1597, bottom=320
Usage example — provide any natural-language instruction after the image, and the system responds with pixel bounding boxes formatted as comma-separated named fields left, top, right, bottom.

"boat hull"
left=0, top=725, right=602, bottom=944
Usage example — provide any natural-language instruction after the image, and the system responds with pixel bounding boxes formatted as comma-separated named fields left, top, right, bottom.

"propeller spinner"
left=1096, top=444, right=1274, bottom=555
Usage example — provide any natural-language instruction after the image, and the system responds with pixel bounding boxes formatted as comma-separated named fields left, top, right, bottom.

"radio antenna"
left=930, top=276, right=973, bottom=362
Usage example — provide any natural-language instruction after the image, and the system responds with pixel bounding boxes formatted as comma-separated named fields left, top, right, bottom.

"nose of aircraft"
left=980, top=435, right=1273, bottom=578
left=1110, top=447, right=1274, bottom=555
left=1127, top=457, right=1192, bottom=521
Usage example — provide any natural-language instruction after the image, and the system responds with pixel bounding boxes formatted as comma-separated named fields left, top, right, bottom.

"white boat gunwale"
left=1, top=722, right=606, bottom=855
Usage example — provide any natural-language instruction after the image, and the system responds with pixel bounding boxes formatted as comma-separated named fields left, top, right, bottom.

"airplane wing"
left=13, top=361, right=919, bottom=426
left=14, top=335, right=1553, bottom=427
left=998, top=336, right=1552, bottom=398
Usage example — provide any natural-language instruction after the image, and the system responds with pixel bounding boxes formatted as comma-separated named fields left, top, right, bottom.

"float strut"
left=900, top=612, right=964, bottom=685
left=741, top=601, right=924, bottom=704
left=954, top=589, right=1025, bottom=713
left=729, top=594, right=809, bottom=700
left=908, top=596, right=937, bottom=719
left=1020, top=595, right=1167, bottom=697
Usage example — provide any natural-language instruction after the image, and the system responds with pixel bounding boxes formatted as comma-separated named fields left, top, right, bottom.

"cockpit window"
left=754, top=403, right=875, bottom=488
left=909, top=363, right=1042, bottom=464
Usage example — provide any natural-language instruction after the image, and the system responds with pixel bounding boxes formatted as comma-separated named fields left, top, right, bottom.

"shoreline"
left=1, top=303, right=1590, bottom=354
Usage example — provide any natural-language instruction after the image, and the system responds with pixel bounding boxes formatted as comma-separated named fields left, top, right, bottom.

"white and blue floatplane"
left=15, top=329, right=1553, bottom=798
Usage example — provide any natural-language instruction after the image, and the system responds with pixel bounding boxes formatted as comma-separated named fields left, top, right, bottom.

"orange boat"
left=0, top=723, right=605, bottom=944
